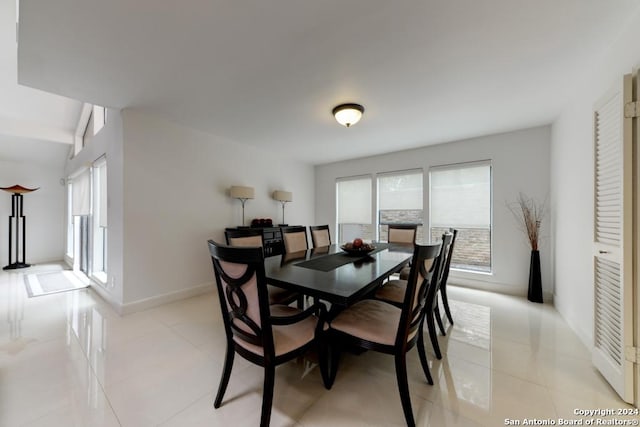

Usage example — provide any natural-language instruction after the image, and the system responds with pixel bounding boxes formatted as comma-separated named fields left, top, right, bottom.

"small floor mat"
left=24, top=270, right=89, bottom=297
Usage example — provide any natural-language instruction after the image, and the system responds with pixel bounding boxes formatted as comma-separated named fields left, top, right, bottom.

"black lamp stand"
left=4, top=192, right=30, bottom=270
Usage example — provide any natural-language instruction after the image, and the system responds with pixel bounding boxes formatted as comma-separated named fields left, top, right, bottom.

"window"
left=75, top=105, right=106, bottom=156
left=66, top=183, right=73, bottom=258
left=66, top=158, right=108, bottom=285
left=92, top=105, right=106, bottom=135
left=70, top=169, right=91, bottom=275
left=430, top=161, right=492, bottom=273
left=377, top=170, right=424, bottom=242
left=336, top=176, right=373, bottom=243
left=92, top=158, right=108, bottom=284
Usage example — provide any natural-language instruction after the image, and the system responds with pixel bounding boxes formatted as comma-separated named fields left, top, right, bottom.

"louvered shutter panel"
left=592, top=74, right=634, bottom=404
left=594, top=94, right=621, bottom=246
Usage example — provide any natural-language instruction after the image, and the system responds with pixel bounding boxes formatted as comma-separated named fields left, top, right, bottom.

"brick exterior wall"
left=339, top=209, right=491, bottom=272
left=431, top=226, right=491, bottom=272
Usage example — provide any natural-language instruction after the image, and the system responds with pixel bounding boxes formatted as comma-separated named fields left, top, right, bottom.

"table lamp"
left=229, top=186, right=254, bottom=226
left=273, top=190, right=292, bottom=226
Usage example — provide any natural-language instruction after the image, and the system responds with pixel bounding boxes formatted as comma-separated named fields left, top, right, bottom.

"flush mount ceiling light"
left=332, top=103, right=364, bottom=127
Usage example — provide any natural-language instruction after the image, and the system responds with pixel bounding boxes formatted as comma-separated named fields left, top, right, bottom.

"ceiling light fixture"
left=332, top=103, right=364, bottom=127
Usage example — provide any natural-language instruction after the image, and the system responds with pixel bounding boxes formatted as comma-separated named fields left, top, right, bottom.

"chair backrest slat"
left=425, top=232, right=454, bottom=312
left=441, top=228, right=458, bottom=287
left=396, top=242, right=441, bottom=347
left=208, top=241, right=275, bottom=355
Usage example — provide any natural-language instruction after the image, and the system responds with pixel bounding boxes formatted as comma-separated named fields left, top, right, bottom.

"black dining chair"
left=309, top=225, right=331, bottom=248
left=375, top=231, right=454, bottom=360
left=326, top=242, right=442, bottom=427
left=225, top=228, right=302, bottom=307
left=387, top=223, right=418, bottom=244
left=281, top=226, right=309, bottom=253
left=388, top=224, right=418, bottom=280
left=399, top=228, right=458, bottom=326
left=208, top=240, right=329, bottom=427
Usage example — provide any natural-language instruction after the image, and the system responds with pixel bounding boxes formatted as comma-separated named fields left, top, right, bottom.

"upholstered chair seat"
left=234, top=304, right=318, bottom=356
left=373, top=279, right=406, bottom=305
left=331, top=299, right=409, bottom=346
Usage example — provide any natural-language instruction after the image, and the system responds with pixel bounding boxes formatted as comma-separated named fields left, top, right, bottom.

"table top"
left=264, top=243, right=413, bottom=306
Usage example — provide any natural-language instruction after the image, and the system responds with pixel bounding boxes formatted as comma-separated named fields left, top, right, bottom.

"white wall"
left=551, top=8, right=640, bottom=348
left=0, top=137, right=68, bottom=265
left=315, top=126, right=551, bottom=298
left=120, top=110, right=315, bottom=311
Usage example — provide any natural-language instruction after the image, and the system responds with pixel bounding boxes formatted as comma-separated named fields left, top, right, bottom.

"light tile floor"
left=0, top=264, right=635, bottom=426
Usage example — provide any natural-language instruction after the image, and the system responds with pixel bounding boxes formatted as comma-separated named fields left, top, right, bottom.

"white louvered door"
left=592, top=73, right=635, bottom=404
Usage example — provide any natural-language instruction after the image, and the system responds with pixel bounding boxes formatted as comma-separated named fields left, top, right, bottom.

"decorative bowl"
left=340, top=243, right=375, bottom=256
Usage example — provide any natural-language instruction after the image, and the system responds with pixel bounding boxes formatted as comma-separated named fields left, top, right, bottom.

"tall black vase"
left=528, top=250, right=543, bottom=303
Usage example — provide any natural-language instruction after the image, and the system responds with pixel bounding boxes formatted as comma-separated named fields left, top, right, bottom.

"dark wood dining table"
left=264, top=243, right=413, bottom=308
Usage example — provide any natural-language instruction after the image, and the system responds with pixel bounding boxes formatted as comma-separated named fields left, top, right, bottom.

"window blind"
left=378, top=170, right=423, bottom=210
left=71, top=169, right=91, bottom=216
left=430, top=163, right=491, bottom=228
left=337, top=176, right=372, bottom=224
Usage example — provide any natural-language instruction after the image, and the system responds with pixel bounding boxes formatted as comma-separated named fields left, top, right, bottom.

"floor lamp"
left=1, top=185, right=39, bottom=270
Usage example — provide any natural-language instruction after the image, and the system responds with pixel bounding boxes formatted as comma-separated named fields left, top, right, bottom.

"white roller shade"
left=72, top=169, right=91, bottom=216
left=430, top=163, right=491, bottom=228
left=337, top=177, right=372, bottom=224
left=378, top=171, right=423, bottom=210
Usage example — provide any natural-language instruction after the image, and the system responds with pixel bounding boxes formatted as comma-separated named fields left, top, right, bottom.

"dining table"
left=264, top=243, right=413, bottom=310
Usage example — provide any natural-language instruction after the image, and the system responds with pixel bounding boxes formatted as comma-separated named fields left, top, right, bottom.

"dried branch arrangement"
left=509, top=193, right=546, bottom=251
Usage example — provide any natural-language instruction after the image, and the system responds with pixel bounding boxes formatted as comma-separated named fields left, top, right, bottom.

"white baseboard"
left=450, top=277, right=554, bottom=304
left=119, top=282, right=215, bottom=315
left=89, top=283, right=124, bottom=314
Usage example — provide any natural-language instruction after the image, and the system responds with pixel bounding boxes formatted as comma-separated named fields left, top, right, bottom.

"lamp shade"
left=273, top=190, right=292, bottom=202
left=230, top=186, right=254, bottom=199
left=332, top=103, right=364, bottom=127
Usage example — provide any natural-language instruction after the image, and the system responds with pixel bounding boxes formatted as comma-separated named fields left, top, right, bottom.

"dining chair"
left=399, top=228, right=458, bottom=326
left=225, top=228, right=302, bottom=307
left=387, top=223, right=418, bottom=244
left=326, top=242, right=441, bottom=427
left=309, top=224, right=331, bottom=248
left=423, top=231, right=453, bottom=359
left=281, top=226, right=309, bottom=253
left=208, top=240, right=329, bottom=427
left=375, top=231, right=454, bottom=360
left=389, top=224, right=418, bottom=281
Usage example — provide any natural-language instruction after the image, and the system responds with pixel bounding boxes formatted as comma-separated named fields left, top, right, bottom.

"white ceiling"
left=14, top=0, right=640, bottom=165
